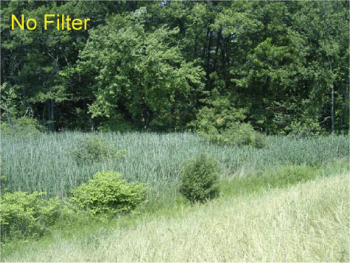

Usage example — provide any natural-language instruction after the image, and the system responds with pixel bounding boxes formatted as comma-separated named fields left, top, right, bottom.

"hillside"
left=3, top=172, right=348, bottom=262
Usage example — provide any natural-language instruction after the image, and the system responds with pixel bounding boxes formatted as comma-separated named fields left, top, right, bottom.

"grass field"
left=2, top=132, right=348, bottom=202
left=2, top=173, right=349, bottom=262
left=1, top=132, right=349, bottom=261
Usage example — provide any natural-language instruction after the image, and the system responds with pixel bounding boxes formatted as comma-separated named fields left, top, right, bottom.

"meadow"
left=2, top=170, right=349, bottom=262
left=1, top=132, right=349, bottom=261
left=2, top=132, right=349, bottom=202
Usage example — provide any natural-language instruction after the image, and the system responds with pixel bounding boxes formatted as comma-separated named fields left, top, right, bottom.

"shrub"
left=71, top=137, right=126, bottom=164
left=180, top=153, right=220, bottom=203
left=200, top=123, right=266, bottom=149
left=252, top=132, right=266, bottom=149
left=98, top=114, right=136, bottom=133
left=188, top=94, right=266, bottom=148
left=1, top=117, right=43, bottom=139
left=189, top=94, right=247, bottom=133
left=0, top=191, right=60, bottom=242
left=71, top=171, right=148, bottom=215
left=288, top=119, right=323, bottom=138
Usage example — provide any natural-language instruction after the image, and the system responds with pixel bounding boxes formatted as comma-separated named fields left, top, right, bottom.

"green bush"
left=200, top=123, right=266, bottom=149
left=1, top=117, right=43, bottom=139
left=188, top=94, right=266, bottom=148
left=98, top=114, right=136, bottom=133
left=288, top=119, right=323, bottom=138
left=180, top=153, right=220, bottom=203
left=189, top=94, right=247, bottom=133
left=0, top=191, right=60, bottom=242
left=71, top=171, right=148, bottom=215
left=71, top=137, right=126, bottom=164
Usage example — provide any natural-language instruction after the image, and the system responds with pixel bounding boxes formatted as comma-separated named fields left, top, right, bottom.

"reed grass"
left=2, top=132, right=349, bottom=203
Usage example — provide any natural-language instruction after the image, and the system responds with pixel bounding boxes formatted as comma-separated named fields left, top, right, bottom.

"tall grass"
left=3, top=173, right=348, bottom=262
left=2, top=132, right=349, bottom=201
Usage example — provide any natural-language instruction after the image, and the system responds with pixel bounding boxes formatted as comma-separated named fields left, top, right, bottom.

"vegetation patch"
left=2, top=133, right=348, bottom=199
left=0, top=192, right=60, bottom=242
left=200, top=123, right=266, bottom=148
left=3, top=173, right=348, bottom=262
left=71, top=136, right=126, bottom=164
left=71, top=171, right=148, bottom=215
left=180, top=153, right=220, bottom=203
left=0, top=116, right=43, bottom=140
left=190, top=96, right=266, bottom=148
left=221, top=164, right=319, bottom=197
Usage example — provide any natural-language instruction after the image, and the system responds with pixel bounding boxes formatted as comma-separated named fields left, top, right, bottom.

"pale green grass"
left=3, top=173, right=349, bottom=262
left=2, top=132, right=348, bottom=203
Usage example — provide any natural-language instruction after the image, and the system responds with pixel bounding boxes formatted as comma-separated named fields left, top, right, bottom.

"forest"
left=1, top=0, right=349, bottom=134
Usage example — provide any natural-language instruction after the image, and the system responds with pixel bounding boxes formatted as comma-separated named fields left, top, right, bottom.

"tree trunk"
left=331, top=81, right=334, bottom=133
left=324, top=0, right=334, bottom=133
left=47, top=99, right=55, bottom=132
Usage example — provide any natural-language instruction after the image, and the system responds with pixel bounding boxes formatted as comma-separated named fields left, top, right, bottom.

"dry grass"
left=4, top=172, right=349, bottom=262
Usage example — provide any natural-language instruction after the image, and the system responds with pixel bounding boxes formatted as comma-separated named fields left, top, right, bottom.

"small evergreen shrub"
left=0, top=191, right=60, bottom=242
left=71, top=171, right=147, bottom=215
left=180, top=153, right=220, bottom=203
left=71, top=137, right=126, bottom=164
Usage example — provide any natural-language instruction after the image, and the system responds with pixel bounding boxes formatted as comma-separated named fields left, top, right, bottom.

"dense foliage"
left=71, top=171, right=147, bottom=215
left=0, top=170, right=148, bottom=243
left=180, top=153, right=220, bottom=203
left=0, top=192, right=60, bottom=242
left=71, top=136, right=126, bottom=164
left=189, top=96, right=266, bottom=147
left=1, top=1, right=348, bottom=133
left=1, top=116, right=43, bottom=139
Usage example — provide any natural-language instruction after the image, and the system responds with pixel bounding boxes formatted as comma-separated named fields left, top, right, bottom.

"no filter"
left=11, top=14, right=90, bottom=30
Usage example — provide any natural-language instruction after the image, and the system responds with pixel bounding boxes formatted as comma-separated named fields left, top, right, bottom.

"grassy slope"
left=3, top=172, right=349, bottom=262
left=2, top=133, right=349, bottom=261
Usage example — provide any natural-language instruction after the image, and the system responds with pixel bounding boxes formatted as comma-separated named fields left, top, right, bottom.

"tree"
left=1, top=1, right=348, bottom=133
left=76, top=8, right=204, bottom=131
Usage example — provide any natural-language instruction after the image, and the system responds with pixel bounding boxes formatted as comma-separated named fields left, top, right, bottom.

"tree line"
left=1, top=0, right=349, bottom=134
